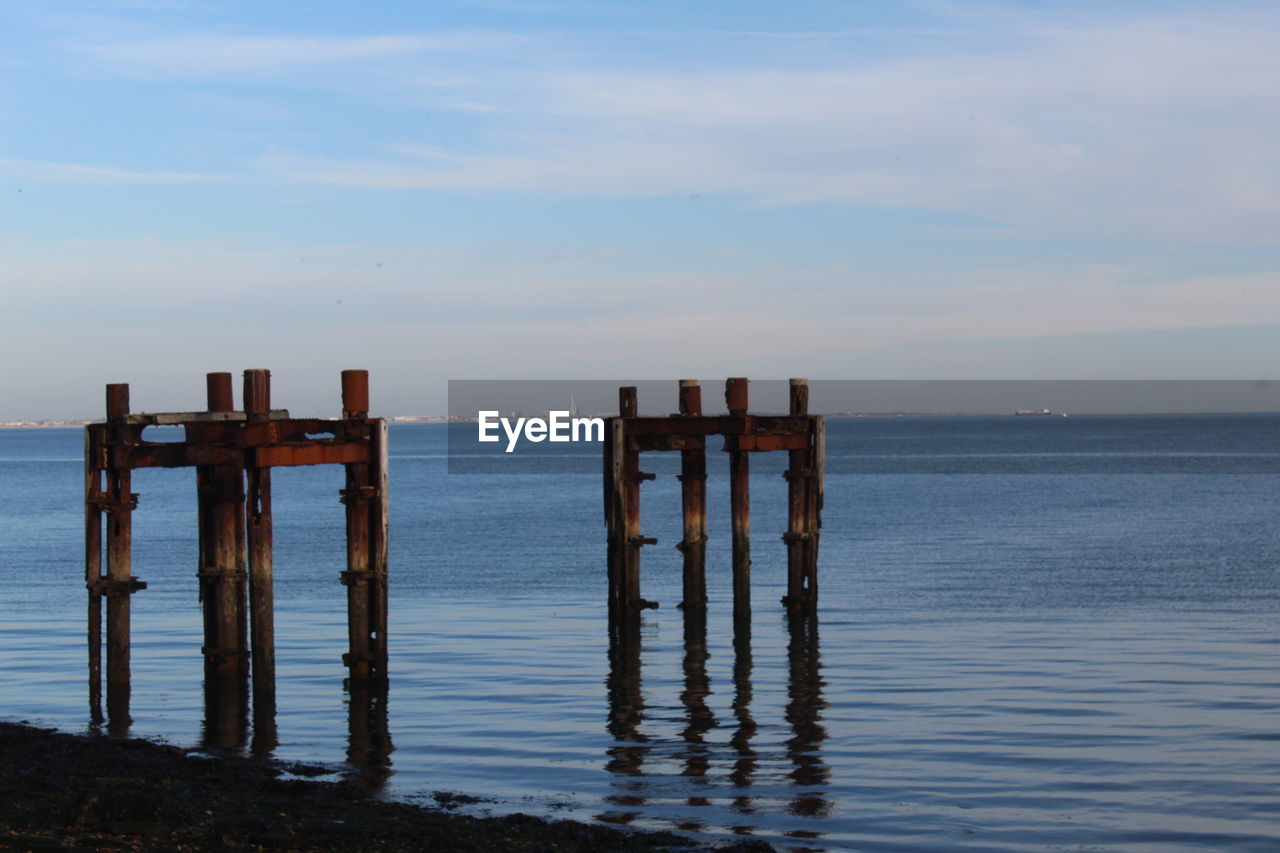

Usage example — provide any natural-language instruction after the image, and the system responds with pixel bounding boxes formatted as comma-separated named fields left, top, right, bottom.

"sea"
left=1, top=416, right=1278, bottom=852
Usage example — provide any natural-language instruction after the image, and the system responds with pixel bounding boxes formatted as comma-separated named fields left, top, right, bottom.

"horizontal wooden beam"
left=101, top=436, right=374, bottom=470
left=123, top=409, right=291, bottom=426
left=622, top=414, right=813, bottom=437
left=631, top=434, right=707, bottom=453
left=113, top=444, right=240, bottom=469
left=736, top=433, right=811, bottom=452
left=255, top=442, right=370, bottom=467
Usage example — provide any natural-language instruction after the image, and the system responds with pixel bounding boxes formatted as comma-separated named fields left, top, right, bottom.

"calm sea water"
left=2, top=417, right=1278, bottom=852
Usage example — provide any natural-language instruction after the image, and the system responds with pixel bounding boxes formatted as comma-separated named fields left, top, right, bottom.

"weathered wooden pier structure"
left=604, top=378, right=823, bottom=620
left=85, top=369, right=388, bottom=725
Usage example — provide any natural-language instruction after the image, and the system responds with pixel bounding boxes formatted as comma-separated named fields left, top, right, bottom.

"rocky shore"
left=0, top=722, right=774, bottom=852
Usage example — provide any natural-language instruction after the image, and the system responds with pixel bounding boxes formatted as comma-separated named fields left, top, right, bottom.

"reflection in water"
left=347, top=681, right=394, bottom=791
left=201, top=673, right=249, bottom=751
left=252, top=684, right=278, bottom=757
left=785, top=615, right=831, bottom=819
left=730, top=618, right=758, bottom=814
left=603, top=609, right=830, bottom=839
left=196, top=667, right=391, bottom=790
left=103, top=680, right=131, bottom=737
left=680, top=610, right=714, bottom=798
left=602, top=613, right=647, bottom=823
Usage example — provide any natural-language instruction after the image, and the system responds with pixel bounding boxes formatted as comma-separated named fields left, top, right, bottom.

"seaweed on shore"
left=0, top=722, right=774, bottom=852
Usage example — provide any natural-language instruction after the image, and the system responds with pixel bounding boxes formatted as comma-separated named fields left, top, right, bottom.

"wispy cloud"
left=76, top=31, right=536, bottom=75
left=223, top=11, right=1280, bottom=242
left=0, top=156, right=221, bottom=184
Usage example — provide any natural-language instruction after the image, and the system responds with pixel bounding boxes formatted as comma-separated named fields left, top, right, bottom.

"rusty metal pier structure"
left=85, top=369, right=388, bottom=726
left=605, top=378, right=823, bottom=621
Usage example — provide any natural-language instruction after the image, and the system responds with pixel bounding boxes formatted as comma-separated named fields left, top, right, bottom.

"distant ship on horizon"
left=1015, top=408, right=1053, bottom=416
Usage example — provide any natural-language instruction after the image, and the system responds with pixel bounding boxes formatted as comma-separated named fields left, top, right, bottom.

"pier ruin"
left=604, top=378, right=824, bottom=621
left=84, top=369, right=388, bottom=727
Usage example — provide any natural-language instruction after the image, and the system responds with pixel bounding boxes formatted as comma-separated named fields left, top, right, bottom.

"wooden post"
left=370, top=417, right=390, bottom=680
left=341, top=369, right=387, bottom=683
left=104, top=383, right=135, bottom=727
left=618, top=387, right=642, bottom=613
left=726, top=378, right=751, bottom=623
left=606, top=416, right=626, bottom=616
left=805, top=416, right=824, bottom=612
left=243, top=369, right=275, bottom=697
left=677, top=380, right=707, bottom=610
left=85, top=424, right=104, bottom=724
left=198, top=372, right=248, bottom=678
left=784, top=378, right=811, bottom=612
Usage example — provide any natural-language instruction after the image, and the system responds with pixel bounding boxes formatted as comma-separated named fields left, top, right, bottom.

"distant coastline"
left=6, top=410, right=1279, bottom=428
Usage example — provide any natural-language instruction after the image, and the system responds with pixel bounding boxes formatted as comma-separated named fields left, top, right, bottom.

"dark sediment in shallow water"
left=0, top=722, right=775, bottom=852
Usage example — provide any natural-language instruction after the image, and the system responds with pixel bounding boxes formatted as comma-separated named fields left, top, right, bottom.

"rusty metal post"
left=726, top=378, right=751, bottom=623
left=198, top=372, right=248, bottom=678
left=342, top=369, right=370, bottom=420
left=243, top=369, right=275, bottom=698
left=104, top=383, right=136, bottom=727
left=677, top=380, right=707, bottom=609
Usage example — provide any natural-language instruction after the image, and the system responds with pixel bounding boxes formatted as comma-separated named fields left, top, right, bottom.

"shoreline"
left=0, top=721, right=774, bottom=852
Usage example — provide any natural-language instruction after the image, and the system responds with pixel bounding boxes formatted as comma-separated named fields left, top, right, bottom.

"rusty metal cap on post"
left=619, top=386, right=638, bottom=418
left=341, top=370, right=370, bottom=419
left=206, top=373, right=234, bottom=413
left=725, top=377, right=749, bottom=415
left=678, top=379, right=702, bottom=416
left=105, top=384, right=130, bottom=421
left=243, top=369, right=271, bottom=419
left=789, top=378, right=809, bottom=416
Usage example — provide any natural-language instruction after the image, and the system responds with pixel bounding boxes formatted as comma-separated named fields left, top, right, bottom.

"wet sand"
left=0, top=722, right=774, bottom=852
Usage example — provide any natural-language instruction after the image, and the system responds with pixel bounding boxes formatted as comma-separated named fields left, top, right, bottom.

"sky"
left=2, top=0, right=1279, bottom=419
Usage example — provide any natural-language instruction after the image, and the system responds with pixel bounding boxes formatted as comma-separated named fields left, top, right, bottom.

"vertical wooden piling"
left=370, top=416, right=390, bottom=680
left=243, top=369, right=275, bottom=696
left=198, top=372, right=248, bottom=678
left=784, top=378, right=812, bottom=613
left=725, top=378, right=751, bottom=623
left=342, top=370, right=371, bottom=681
left=805, top=416, right=824, bottom=611
left=104, top=383, right=134, bottom=726
left=618, top=387, right=642, bottom=613
left=606, top=415, right=626, bottom=615
left=341, top=369, right=387, bottom=682
left=677, top=380, right=708, bottom=610
left=85, top=424, right=103, bottom=723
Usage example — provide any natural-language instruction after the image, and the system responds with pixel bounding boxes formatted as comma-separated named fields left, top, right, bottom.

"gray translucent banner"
left=446, top=380, right=1280, bottom=474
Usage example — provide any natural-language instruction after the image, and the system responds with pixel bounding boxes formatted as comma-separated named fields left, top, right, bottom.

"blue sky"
left=2, top=0, right=1279, bottom=418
